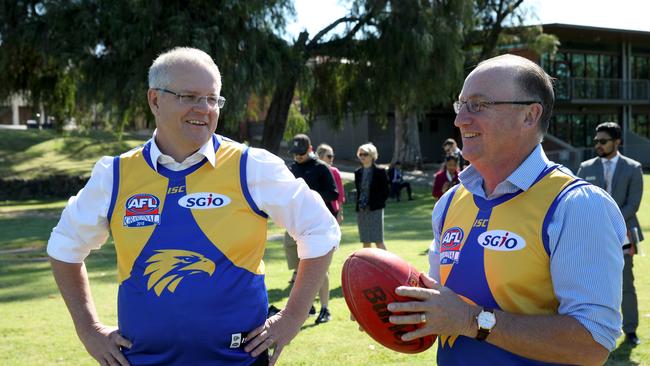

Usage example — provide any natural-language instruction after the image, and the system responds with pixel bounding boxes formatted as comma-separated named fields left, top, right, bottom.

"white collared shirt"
left=47, top=134, right=340, bottom=263
left=149, top=130, right=216, bottom=171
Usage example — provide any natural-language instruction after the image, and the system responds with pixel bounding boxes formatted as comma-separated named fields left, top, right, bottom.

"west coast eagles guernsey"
left=107, top=136, right=268, bottom=365
left=436, top=165, right=588, bottom=365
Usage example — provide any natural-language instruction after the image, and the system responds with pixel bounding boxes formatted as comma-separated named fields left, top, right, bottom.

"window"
left=549, top=113, right=622, bottom=147
left=631, top=114, right=650, bottom=138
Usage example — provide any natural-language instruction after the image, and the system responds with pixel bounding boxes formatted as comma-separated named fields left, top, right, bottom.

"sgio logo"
left=477, top=230, right=526, bottom=251
left=178, top=192, right=231, bottom=210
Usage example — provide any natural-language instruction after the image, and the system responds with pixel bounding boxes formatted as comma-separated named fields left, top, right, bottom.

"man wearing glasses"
left=385, top=54, right=626, bottom=365
left=47, top=47, right=339, bottom=366
left=577, top=122, right=644, bottom=346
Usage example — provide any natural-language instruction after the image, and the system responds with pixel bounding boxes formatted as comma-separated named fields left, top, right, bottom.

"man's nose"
left=454, top=110, right=471, bottom=128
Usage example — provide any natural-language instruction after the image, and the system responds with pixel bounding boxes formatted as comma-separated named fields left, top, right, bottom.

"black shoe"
left=309, top=305, right=316, bottom=316
left=267, top=305, right=281, bottom=318
left=315, top=308, right=331, bottom=324
left=625, top=332, right=641, bottom=346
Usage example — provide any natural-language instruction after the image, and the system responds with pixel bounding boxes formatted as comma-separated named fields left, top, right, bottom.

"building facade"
left=528, top=23, right=650, bottom=168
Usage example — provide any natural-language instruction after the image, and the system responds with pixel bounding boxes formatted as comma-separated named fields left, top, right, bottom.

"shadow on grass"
left=607, top=342, right=640, bottom=365
left=0, top=243, right=118, bottom=303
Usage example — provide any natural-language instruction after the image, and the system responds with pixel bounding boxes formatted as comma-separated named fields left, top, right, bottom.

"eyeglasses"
left=453, top=100, right=540, bottom=114
left=358, top=153, right=369, bottom=157
left=593, top=138, right=613, bottom=145
left=326, top=154, right=334, bottom=159
left=155, top=88, right=226, bottom=109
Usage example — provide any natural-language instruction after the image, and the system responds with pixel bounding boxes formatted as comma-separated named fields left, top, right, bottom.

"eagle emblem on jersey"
left=144, top=249, right=216, bottom=296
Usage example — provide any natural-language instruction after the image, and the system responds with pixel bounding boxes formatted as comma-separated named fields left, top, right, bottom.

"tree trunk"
left=261, top=32, right=309, bottom=154
left=392, top=108, right=423, bottom=169
left=261, top=73, right=300, bottom=153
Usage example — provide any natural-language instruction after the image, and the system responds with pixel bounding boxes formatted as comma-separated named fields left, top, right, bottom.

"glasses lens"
left=453, top=101, right=462, bottom=114
left=593, top=138, right=611, bottom=145
left=326, top=154, right=334, bottom=158
left=179, top=95, right=198, bottom=104
left=468, top=101, right=481, bottom=113
left=359, top=153, right=369, bottom=157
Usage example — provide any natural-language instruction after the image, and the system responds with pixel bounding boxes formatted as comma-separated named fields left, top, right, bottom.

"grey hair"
left=357, top=142, right=378, bottom=161
left=148, top=47, right=222, bottom=90
left=316, top=143, right=333, bottom=159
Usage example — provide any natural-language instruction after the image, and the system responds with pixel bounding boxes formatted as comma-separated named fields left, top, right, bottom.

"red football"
left=341, top=248, right=436, bottom=353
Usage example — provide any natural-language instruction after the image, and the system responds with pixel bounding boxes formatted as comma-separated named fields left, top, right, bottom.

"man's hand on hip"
left=245, top=309, right=303, bottom=366
left=78, top=323, right=132, bottom=366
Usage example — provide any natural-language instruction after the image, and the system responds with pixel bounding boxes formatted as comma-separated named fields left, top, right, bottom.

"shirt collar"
left=600, top=152, right=620, bottom=165
left=459, top=144, right=550, bottom=194
left=149, top=129, right=217, bottom=172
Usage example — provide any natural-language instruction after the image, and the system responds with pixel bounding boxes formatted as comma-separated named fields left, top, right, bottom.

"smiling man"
left=47, top=47, right=339, bottom=366
left=386, top=54, right=626, bottom=365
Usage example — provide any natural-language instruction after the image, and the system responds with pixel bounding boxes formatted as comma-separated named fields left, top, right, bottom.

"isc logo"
left=477, top=230, right=526, bottom=251
left=178, top=192, right=231, bottom=210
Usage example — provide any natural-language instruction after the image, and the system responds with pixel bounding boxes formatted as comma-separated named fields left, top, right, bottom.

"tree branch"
left=307, top=1, right=387, bottom=50
left=307, top=16, right=361, bottom=47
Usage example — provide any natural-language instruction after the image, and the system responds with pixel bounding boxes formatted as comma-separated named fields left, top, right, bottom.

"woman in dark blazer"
left=354, top=143, right=390, bottom=250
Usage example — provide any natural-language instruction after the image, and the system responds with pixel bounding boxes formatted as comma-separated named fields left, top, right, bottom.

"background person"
left=386, top=54, right=626, bottom=365
left=47, top=47, right=339, bottom=366
left=387, top=161, right=413, bottom=201
left=316, top=144, right=345, bottom=225
left=577, top=121, right=645, bottom=346
left=284, top=135, right=339, bottom=325
left=442, top=138, right=465, bottom=168
left=432, top=153, right=460, bottom=200
left=354, top=143, right=390, bottom=250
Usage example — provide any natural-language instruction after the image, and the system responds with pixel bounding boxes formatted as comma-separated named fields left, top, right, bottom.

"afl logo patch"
left=124, top=194, right=161, bottom=227
left=178, top=192, right=231, bottom=210
left=440, top=227, right=464, bottom=265
left=441, top=227, right=464, bottom=250
left=478, top=230, right=526, bottom=251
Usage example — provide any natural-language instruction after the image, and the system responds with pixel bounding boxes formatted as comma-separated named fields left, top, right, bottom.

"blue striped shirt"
left=429, top=144, right=626, bottom=351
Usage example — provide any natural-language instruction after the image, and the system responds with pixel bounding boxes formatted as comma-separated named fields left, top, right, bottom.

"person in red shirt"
left=432, top=153, right=460, bottom=200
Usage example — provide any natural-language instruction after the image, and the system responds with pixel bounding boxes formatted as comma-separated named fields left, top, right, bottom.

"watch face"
left=478, top=311, right=496, bottom=329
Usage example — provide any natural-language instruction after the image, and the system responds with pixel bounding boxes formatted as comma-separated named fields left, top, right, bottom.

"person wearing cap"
left=283, top=134, right=339, bottom=324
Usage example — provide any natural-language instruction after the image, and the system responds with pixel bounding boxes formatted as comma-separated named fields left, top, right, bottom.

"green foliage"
left=283, top=102, right=309, bottom=142
left=0, top=0, right=294, bottom=132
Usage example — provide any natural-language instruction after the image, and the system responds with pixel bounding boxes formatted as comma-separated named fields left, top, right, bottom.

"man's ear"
left=523, top=103, right=543, bottom=128
left=147, top=89, right=160, bottom=115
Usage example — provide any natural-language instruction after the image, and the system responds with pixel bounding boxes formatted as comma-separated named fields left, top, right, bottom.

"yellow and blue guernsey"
left=437, top=165, right=589, bottom=366
left=106, top=135, right=268, bottom=365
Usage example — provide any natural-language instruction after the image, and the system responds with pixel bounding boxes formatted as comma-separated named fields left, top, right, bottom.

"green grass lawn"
left=1, top=181, right=649, bottom=365
left=0, top=129, right=145, bottom=180
left=0, top=129, right=648, bottom=365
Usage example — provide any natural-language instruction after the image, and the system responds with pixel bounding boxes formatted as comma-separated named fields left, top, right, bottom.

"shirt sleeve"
left=246, top=148, right=341, bottom=259
left=46, top=156, right=114, bottom=263
left=428, top=190, right=453, bottom=281
left=547, top=184, right=627, bottom=351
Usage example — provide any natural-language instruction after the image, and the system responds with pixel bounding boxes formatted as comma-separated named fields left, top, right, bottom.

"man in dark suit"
left=577, top=122, right=645, bottom=346
left=387, top=161, right=413, bottom=201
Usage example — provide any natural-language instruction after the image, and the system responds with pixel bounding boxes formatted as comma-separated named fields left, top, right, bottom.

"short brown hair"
left=478, top=54, right=555, bottom=137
